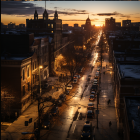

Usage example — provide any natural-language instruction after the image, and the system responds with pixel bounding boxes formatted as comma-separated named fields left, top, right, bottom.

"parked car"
left=86, top=110, right=94, bottom=118
left=87, top=102, right=94, bottom=110
left=79, top=67, right=83, bottom=73
left=50, top=106, right=59, bottom=115
left=91, top=85, right=97, bottom=92
left=93, top=81, right=98, bottom=85
left=73, top=79, right=78, bottom=83
left=81, top=122, right=92, bottom=139
left=74, top=75, right=78, bottom=79
left=59, top=94, right=66, bottom=102
left=91, top=91, right=97, bottom=96
left=89, top=95, right=95, bottom=101
left=66, top=84, right=73, bottom=90
left=56, top=99, right=62, bottom=106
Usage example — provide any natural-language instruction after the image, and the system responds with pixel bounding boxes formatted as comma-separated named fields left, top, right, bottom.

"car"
left=87, top=102, right=94, bottom=110
left=86, top=110, right=94, bottom=118
left=65, top=90, right=69, bottom=95
left=73, top=79, right=78, bottom=83
left=90, top=91, right=97, bottom=96
left=59, top=94, right=66, bottom=102
left=93, top=81, right=98, bottom=85
left=97, top=67, right=100, bottom=71
left=96, top=71, right=99, bottom=75
left=89, top=95, right=95, bottom=101
left=79, top=67, right=83, bottom=73
left=94, top=79, right=98, bottom=82
left=77, top=75, right=81, bottom=78
left=74, top=75, right=78, bottom=79
left=91, top=85, right=97, bottom=92
left=81, top=123, right=92, bottom=139
left=95, top=74, right=99, bottom=78
left=66, top=84, right=73, bottom=90
left=50, top=106, right=59, bottom=115
left=53, top=99, right=62, bottom=106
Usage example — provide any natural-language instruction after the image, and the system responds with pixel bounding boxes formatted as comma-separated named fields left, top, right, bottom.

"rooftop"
left=119, top=64, right=140, bottom=79
left=125, top=96, right=140, bottom=134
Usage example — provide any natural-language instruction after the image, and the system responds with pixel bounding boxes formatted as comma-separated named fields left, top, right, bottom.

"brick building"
left=1, top=53, right=33, bottom=118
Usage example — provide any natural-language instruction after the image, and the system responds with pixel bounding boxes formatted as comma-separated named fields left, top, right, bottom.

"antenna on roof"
left=45, top=0, right=46, bottom=10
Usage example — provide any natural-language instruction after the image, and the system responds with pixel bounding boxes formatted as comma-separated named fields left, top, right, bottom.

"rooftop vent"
left=132, top=120, right=135, bottom=129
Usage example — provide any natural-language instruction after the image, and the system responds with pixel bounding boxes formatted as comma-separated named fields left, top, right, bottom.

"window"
left=48, top=24, right=50, bottom=28
left=51, top=24, right=53, bottom=28
left=22, top=68, right=25, bottom=80
left=28, top=82, right=30, bottom=91
left=33, top=62, right=34, bottom=70
left=27, top=66, right=29, bottom=77
left=23, top=85, right=25, bottom=96
left=35, top=61, right=36, bottom=69
left=51, top=31, right=53, bottom=33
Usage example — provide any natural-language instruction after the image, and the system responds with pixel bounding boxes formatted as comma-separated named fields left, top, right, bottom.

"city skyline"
left=1, top=1, right=140, bottom=27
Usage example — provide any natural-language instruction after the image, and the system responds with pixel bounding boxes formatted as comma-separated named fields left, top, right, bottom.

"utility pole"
left=37, top=96, right=40, bottom=140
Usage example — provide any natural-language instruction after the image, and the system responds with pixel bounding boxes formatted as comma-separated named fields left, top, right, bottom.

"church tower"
left=43, top=1, right=48, bottom=20
left=43, top=9, right=48, bottom=20
left=34, top=9, right=38, bottom=20
left=54, top=10, right=58, bottom=20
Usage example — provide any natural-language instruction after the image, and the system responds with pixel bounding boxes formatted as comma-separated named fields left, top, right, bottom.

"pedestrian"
left=109, top=121, right=112, bottom=127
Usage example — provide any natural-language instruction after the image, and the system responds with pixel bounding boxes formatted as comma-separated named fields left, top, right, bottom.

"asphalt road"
left=40, top=30, right=102, bottom=140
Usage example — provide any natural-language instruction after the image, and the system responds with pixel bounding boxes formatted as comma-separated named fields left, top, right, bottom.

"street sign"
left=95, top=110, right=99, bottom=114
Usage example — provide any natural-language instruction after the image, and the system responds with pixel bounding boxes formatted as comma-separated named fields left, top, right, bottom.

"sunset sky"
left=1, top=1, right=140, bottom=27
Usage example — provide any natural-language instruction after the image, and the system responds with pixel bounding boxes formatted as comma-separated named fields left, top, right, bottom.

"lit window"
left=51, top=31, right=53, bottom=33
left=51, top=24, right=53, bottom=28
left=48, top=24, right=50, bottom=27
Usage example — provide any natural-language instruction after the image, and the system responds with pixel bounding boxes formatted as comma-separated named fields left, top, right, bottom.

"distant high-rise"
left=74, top=24, right=78, bottom=27
left=122, top=20, right=131, bottom=27
left=105, top=17, right=116, bottom=29
left=85, top=15, right=91, bottom=30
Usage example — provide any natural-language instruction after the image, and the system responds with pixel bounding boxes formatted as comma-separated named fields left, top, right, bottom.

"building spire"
left=45, top=0, right=46, bottom=10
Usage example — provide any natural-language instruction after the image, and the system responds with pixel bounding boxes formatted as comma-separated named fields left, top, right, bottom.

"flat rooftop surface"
left=125, top=97, right=140, bottom=134
left=119, top=64, right=140, bottom=79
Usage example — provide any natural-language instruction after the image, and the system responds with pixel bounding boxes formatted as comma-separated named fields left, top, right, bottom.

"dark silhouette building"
left=105, top=17, right=116, bottom=30
left=26, top=9, right=62, bottom=51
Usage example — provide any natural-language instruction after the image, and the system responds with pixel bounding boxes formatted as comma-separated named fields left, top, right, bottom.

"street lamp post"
left=37, top=65, right=43, bottom=140
left=39, top=66, right=43, bottom=96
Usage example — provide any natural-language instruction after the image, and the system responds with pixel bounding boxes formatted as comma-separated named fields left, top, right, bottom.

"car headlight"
left=81, top=135, right=83, bottom=137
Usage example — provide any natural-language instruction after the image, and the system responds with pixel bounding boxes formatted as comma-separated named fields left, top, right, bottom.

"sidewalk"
left=1, top=76, right=71, bottom=140
left=94, top=53, right=121, bottom=140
